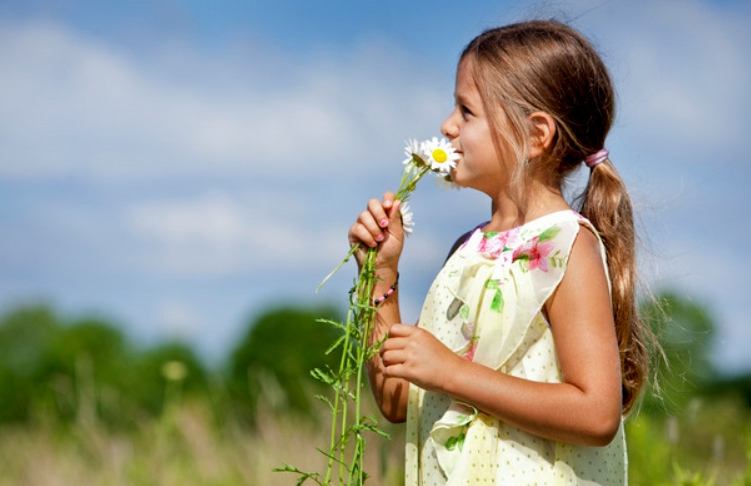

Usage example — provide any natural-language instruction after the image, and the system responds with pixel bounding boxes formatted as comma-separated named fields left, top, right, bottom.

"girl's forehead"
left=457, top=54, right=475, bottom=75
left=454, top=58, right=480, bottom=99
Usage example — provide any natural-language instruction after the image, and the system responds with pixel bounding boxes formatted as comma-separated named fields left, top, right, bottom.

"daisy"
left=400, top=201, right=415, bottom=236
left=436, top=174, right=460, bottom=191
left=421, top=136, right=459, bottom=174
left=403, top=138, right=425, bottom=168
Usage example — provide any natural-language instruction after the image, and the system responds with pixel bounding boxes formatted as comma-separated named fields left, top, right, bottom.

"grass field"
left=0, top=396, right=405, bottom=486
left=1, top=393, right=749, bottom=486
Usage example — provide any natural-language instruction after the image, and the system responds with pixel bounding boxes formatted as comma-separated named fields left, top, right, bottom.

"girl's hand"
left=379, top=323, right=462, bottom=393
left=348, top=191, right=404, bottom=270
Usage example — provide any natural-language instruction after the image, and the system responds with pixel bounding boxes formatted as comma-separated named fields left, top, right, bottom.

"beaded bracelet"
left=373, top=273, right=399, bottom=305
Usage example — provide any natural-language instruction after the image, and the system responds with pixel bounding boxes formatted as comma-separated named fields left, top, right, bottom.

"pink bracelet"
left=373, top=273, right=399, bottom=305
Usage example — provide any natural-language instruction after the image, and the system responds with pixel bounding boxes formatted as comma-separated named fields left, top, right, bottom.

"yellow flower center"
left=432, top=148, right=448, bottom=163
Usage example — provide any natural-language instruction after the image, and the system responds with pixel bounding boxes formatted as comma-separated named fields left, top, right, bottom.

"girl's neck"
left=485, top=182, right=570, bottom=233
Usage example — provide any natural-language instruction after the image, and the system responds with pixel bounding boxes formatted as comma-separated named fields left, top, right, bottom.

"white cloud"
left=129, top=192, right=250, bottom=246
left=0, top=20, right=447, bottom=181
left=590, top=0, right=751, bottom=160
left=126, top=191, right=348, bottom=277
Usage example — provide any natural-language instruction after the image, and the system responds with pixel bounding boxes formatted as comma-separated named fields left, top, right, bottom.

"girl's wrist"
left=372, top=269, right=399, bottom=301
left=372, top=272, right=399, bottom=305
left=441, top=354, right=471, bottom=397
left=373, top=268, right=399, bottom=286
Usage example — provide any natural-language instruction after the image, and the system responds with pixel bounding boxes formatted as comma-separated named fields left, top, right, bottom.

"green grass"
left=627, top=397, right=751, bottom=486
left=0, top=394, right=749, bottom=485
left=0, top=397, right=404, bottom=486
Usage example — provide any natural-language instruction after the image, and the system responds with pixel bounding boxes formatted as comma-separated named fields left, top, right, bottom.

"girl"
left=348, top=20, right=649, bottom=485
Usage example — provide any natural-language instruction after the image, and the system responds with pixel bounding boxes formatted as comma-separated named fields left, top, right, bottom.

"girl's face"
left=441, top=56, right=512, bottom=196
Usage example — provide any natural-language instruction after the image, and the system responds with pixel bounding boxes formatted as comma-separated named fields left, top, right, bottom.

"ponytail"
left=579, top=159, right=649, bottom=415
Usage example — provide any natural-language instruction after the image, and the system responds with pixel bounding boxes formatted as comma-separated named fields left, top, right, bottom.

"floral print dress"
left=404, top=210, right=626, bottom=486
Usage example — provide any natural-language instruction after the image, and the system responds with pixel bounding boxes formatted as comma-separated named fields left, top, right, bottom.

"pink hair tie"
left=584, top=148, right=609, bottom=168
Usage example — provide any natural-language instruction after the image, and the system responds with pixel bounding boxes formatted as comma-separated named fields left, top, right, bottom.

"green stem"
left=350, top=249, right=377, bottom=485
left=317, top=244, right=359, bottom=293
left=286, top=156, right=437, bottom=485
left=323, top=298, right=355, bottom=485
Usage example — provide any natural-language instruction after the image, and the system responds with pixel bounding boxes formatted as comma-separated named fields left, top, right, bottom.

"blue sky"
left=1, top=0, right=750, bottom=372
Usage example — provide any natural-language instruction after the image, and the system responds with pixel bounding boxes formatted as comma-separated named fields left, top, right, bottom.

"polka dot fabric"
left=404, top=211, right=626, bottom=485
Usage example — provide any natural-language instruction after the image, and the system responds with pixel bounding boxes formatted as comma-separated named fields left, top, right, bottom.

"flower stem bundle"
left=277, top=137, right=457, bottom=485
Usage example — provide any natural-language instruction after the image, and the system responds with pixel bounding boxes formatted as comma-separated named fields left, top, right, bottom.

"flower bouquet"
left=277, top=137, right=458, bottom=485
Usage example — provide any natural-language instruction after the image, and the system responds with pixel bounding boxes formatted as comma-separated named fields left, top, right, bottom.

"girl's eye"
left=460, top=105, right=473, bottom=118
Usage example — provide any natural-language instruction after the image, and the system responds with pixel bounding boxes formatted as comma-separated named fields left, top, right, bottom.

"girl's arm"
left=348, top=192, right=410, bottom=423
left=380, top=228, right=623, bottom=445
left=366, top=275, right=409, bottom=423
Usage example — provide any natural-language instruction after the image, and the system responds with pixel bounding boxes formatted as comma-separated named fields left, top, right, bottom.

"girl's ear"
left=527, top=112, right=557, bottom=158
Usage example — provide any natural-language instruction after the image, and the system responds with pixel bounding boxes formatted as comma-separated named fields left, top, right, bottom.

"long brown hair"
left=462, top=20, right=650, bottom=414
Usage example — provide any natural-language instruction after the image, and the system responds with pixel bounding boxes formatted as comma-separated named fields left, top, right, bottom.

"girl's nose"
left=441, top=109, right=459, bottom=139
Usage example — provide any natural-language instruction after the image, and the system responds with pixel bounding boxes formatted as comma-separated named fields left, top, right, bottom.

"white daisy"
left=436, top=174, right=460, bottom=191
left=399, top=201, right=415, bottom=236
left=421, top=136, right=459, bottom=174
left=402, top=139, right=428, bottom=171
left=403, top=139, right=421, bottom=165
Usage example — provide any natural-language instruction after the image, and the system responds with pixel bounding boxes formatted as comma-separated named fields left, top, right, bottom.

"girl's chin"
left=450, top=167, right=464, bottom=185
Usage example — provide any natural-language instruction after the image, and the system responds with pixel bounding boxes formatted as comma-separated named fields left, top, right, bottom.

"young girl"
left=348, top=20, right=648, bottom=485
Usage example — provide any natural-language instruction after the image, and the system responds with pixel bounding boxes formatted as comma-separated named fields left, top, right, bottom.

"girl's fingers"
left=348, top=222, right=377, bottom=248
left=386, top=323, right=413, bottom=338
left=348, top=198, right=388, bottom=248
left=379, top=326, right=412, bottom=359
left=388, top=199, right=403, bottom=236
left=359, top=209, right=382, bottom=236
left=367, top=198, right=390, bottom=230
left=382, top=191, right=396, bottom=210
left=347, top=192, right=406, bottom=260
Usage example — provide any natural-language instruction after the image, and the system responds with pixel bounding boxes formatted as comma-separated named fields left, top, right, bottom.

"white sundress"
left=404, top=210, right=627, bottom=486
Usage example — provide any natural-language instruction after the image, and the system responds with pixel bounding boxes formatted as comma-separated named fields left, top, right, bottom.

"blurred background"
left=1, top=0, right=750, bottom=484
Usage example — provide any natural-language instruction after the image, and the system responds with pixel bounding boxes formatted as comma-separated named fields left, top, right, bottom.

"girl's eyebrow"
left=454, top=92, right=477, bottom=111
left=454, top=92, right=470, bottom=106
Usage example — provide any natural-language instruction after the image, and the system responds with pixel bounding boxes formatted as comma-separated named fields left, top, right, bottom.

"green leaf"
left=491, top=289, right=504, bottom=313
left=314, top=394, right=334, bottom=412
left=538, top=225, right=561, bottom=242
left=310, top=368, right=335, bottom=385
left=325, top=334, right=347, bottom=355
left=446, top=432, right=466, bottom=451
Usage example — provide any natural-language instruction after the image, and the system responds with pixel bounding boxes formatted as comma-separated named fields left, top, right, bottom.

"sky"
left=1, top=0, right=750, bottom=373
